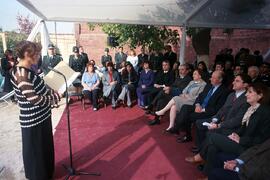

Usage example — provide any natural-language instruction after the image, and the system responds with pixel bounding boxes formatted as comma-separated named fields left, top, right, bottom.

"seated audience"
left=194, top=74, right=251, bottom=152
left=136, top=60, right=155, bottom=108
left=186, top=83, right=270, bottom=177
left=117, top=62, right=138, bottom=107
left=102, top=62, right=120, bottom=109
left=155, top=69, right=206, bottom=133
left=173, top=70, right=229, bottom=142
left=82, top=63, right=100, bottom=111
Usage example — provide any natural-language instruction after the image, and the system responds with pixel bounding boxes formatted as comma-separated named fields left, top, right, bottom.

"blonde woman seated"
left=155, top=69, right=207, bottom=133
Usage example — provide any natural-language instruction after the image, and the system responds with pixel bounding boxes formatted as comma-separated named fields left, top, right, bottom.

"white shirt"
left=127, top=56, right=138, bottom=67
left=235, top=90, right=246, bottom=98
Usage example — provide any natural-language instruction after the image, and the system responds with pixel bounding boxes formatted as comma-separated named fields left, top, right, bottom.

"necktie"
left=201, top=86, right=214, bottom=108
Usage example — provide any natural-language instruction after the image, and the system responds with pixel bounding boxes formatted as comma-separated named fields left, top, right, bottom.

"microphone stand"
left=49, top=67, right=101, bottom=179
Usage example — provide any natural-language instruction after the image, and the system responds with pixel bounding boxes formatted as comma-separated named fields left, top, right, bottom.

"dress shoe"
left=148, top=119, right=160, bottom=126
left=191, top=147, right=200, bottom=153
left=197, top=164, right=204, bottom=172
left=177, top=135, right=192, bottom=143
left=145, top=110, right=152, bottom=115
left=185, top=156, right=202, bottom=164
left=163, top=127, right=179, bottom=135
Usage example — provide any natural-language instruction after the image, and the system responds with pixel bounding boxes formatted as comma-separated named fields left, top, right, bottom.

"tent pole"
left=27, top=19, right=42, bottom=41
left=54, top=21, right=58, bottom=47
left=40, top=21, right=51, bottom=57
left=179, top=26, right=186, bottom=65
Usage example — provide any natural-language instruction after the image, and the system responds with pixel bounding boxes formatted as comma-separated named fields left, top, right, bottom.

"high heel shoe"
left=155, top=111, right=164, bottom=116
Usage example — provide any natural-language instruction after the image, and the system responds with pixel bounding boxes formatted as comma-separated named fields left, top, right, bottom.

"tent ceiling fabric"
left=17, top=0, right=270, bottom=29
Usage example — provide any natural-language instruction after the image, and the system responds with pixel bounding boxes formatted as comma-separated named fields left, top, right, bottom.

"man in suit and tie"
left=174, top=70, right=230, bottom=142
left=194, top=74, right=251, bottom=152
left=41, top=44, right=63, bottom=75
left=209, top=137, right=270, bottom=180
left=114, top=46, right=127, bottom=70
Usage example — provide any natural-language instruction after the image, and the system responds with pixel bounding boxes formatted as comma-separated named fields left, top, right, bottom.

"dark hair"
left=197, top=61, right=208, bottom=72
left=106, top=61, right=114, bottom=68
left=4, top=49, right=13, bottom=56
left=89, top=59, right=95, bottom=65
left=237, top=74, right=252, bottom=84
left=143, top=60, right=150, bottom=65
left=248, top=82, right=270, bottom=105
left=162, top=60, right=170, bottom=65
left=15, top=41, right=41, bottom=59
left=193, top=69, right=204, bottom=78
left=86, top=63, right=95, bottom=73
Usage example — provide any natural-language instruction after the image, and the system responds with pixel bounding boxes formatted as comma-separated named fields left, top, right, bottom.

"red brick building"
left=75, top=23, right=270, bottom=68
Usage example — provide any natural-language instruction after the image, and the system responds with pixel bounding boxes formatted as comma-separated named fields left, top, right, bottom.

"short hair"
left=4, top=49, right=13, bottom=56
left=193, top=69, right=204, bottom=78
left=15, top=40, right=41, bottom=59
left=86, top=63, right=95, bottom=73
left=214, top=70, right=224, bottom=82
left=106, top=61, right=114, bottom=68
left=179, top=64, right=189, bottom=71
left=248, top=82, right=270, bottom=105
left=237, top=74, right=252, bottom=84
left=162, top=60, right=170, bottom=65
left=248, top=66, right=260, bottom=74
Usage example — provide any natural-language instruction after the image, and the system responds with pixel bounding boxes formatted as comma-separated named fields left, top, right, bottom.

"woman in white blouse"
left=126, top=49, right=138, bottom=72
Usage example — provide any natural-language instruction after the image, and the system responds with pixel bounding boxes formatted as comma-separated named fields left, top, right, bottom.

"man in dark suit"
left=174, top=70, right=230, bottom=142
left=209, top=137, right=270, bottom=180
left=146, top=64, right=192, bottom=125
left=41, top=44, right=63, bottom=75
left=137, top=47, right=148, bottom=72
left=114, top=46, right=127, bottom=70
left=194, top=74, right=251, bottom=152
left=100, top=48, right=112, bottom=71
left=145, top=60, right=175, bottom=108
left=79, top=46, right=89, bottom=67
left=164, top=45, right=177, bottom=69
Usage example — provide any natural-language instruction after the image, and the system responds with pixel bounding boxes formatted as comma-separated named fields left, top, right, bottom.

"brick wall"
left=75, top=23, right=270, bottom=67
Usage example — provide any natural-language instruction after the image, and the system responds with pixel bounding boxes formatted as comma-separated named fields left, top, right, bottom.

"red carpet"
left=54, top=101, right=202, bottom=180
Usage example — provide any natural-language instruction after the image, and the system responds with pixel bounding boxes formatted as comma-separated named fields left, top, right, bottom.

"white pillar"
left=1, top=33, right=7, bottom=52
left=179, top=26, right=187, bottom=65
left=40, top=21, right=51, bottom=57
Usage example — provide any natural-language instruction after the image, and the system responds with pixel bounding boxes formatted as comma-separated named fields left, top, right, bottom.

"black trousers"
left=199, top=132, right=245, bottom=175
left=195, top=118, right=212, bottom=148
left=83, top=89, right=99, bottom=108
left=150, top=90, right=172, bottom=111
left=174, top=105, right=212, bottom=137
left=21, top=118, right=54, bottom=180
left=208, top=168, right=240, bottom=180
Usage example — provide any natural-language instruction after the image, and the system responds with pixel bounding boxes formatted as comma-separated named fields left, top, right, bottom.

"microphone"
left=48, top=66, right=64, bottom=76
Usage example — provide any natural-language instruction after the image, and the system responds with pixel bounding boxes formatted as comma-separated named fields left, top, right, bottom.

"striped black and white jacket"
left=11, top=66, right=60, bottom=128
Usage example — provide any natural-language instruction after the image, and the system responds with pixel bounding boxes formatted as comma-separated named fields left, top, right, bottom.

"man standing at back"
left=41, top=44, right=62, bottom=75
left=114, top=46, right=127, bottom=70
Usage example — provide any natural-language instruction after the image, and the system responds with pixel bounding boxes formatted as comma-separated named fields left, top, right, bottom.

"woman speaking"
left=11, top=41, right=61, bottom=180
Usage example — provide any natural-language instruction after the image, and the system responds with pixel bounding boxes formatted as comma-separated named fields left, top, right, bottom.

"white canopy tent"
left=2, top=0, right=270, bottom=103
left=16, top=0, right=270, bottom=63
